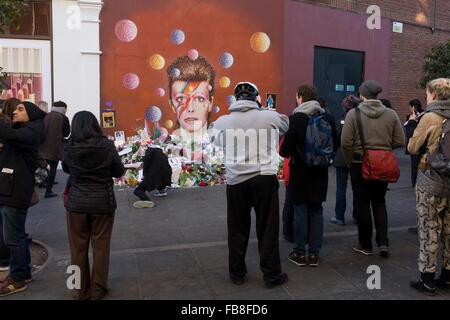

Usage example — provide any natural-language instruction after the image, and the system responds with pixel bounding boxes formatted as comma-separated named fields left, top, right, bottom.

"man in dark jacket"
left=39, top=100, right=70, bottom=198
left=280, top=85, right=338, bottom=267
left=330, top=95, right=360, bottom=226
left=404, top=99, right=424, bottom=187
left=0, top=101, right=46, bottom=297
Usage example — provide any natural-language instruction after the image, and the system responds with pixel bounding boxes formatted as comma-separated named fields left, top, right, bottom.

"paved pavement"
left=2, top=149, right=449, bottom=300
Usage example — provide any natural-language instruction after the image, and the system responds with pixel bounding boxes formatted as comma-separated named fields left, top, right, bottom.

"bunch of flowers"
left=114, top=130, right=283, bottom=188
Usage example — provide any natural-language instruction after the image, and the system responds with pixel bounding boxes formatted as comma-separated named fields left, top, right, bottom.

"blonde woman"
left=408, top=78, right=450, bottom=295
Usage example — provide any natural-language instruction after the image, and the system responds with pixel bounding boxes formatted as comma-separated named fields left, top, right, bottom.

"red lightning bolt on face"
left=176, top=81, right=202, bottom=118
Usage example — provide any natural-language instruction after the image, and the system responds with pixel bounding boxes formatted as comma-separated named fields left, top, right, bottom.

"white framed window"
left=0, top=38, right=52, bottom=105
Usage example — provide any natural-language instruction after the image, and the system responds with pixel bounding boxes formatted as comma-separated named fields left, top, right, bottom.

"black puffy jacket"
left=143, top=147, right=172, bottom=190
left=0, top=118, right=45, bottom=209
left=62, top=136, right=125, bottom=214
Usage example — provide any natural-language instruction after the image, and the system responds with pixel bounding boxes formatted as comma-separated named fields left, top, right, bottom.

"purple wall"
left=282, top=0, right=391, bottom=115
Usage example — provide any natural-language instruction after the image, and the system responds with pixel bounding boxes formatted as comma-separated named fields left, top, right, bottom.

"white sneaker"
left=154, top=189, right=167, bottom=197
left=133, top=201, right=155, bottom=208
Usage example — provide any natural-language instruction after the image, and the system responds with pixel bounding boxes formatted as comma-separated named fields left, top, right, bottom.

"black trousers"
left=136, top=181, right=165, bottom=194
left=350, top=164, right=389, bottom=250
left=46, top=160, right=59, bottom=193
left=226, top=175, right=282, bottom=282
left=410, top=154, right=421, bottom=187
left=282, top=183, right=294, bottom=240
left=0, top=214, right=10, bottom=266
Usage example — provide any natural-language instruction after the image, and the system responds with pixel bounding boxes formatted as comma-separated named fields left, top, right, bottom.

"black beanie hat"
left=22, top=101, right=47, bottom=121
left=359, top=80, right=382, bottom=99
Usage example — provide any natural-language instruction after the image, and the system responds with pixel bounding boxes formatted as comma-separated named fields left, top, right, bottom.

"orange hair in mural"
left=167, top=55, right=216, bottom=100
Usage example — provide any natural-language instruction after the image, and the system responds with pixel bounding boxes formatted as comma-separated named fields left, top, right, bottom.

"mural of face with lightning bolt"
left=171, top=80, right=212, bottom=132
left=167, top=55, right=215, bottom=133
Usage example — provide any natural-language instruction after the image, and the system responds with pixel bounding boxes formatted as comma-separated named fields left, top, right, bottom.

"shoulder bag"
left=355, top=108, right=400, bottom=182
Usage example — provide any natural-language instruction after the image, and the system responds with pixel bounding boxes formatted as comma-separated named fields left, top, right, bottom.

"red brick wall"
left=389, top=24, right=448, bottom=122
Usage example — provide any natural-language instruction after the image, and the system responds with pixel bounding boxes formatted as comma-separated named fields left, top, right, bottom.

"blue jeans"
left=293, top=202, right=323, bottom=255
left=0, top=205, right=31, bottom=282
left=335, top=167, right=357, bottom=223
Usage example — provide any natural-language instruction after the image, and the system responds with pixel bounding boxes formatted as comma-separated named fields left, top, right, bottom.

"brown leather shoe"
left=71, top=289, right=90, bottom=300
left=90, top=287, right=107, bottom=300
left=0, top=277, right=27, bottom=297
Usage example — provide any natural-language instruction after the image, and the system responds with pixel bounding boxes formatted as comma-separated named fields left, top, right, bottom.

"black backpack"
left=428, top=118, right=450, bottom=175
left=300, top=112, right=334, bottom=168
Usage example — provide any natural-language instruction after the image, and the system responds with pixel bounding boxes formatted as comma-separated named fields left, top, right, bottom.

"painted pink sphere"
left=187, top=49, right=199, bottom=61
left=123, top=73, right=140, bottom=90
left=156, top=88, right=165, bottom=97
left=115, top=19, right=137, bottom=42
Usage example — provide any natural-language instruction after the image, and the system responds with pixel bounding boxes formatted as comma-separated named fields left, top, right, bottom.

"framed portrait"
left=102, top=110, right=116, bottom=128
left=266, top=93, right=277, bottom=110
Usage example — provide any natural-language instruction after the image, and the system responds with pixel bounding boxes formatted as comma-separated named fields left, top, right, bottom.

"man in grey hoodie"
left=341, top=80, right=404, bottom=257
left=209, top=82, right=289, bottom=289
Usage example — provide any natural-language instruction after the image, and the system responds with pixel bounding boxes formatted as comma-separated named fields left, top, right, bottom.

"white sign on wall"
left=393, top=22, right=403, bottom=33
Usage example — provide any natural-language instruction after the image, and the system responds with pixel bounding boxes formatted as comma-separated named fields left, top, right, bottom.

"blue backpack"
left=300, top=113, right=334, bottom=168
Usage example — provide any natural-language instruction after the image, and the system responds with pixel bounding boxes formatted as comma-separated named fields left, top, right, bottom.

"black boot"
left=410, top=272, right=436, bottom=295
left=435, top=268, right=450, bottom=290
left=133, top=182, right=150, bottom=201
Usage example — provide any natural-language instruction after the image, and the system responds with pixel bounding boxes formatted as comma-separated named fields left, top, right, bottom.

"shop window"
left=0, top=40, right=52, bottom=104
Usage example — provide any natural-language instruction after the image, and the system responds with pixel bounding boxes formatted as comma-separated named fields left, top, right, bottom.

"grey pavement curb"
left=30, top=239, right=54, bottom=277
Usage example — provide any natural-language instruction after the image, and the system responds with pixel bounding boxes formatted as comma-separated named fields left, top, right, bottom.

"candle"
left=22, top=84, right=29, bottom=99
left=11, top=85, right=17, bottom=98
left=17, top=89, right=24, bottom=101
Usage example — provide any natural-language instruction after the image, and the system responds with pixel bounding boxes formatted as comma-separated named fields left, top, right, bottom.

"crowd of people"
left=0, top=77, right=448, bottom=299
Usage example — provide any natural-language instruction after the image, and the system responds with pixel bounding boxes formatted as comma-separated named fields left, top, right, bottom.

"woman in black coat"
left=133, top=146, right=172, bottom=207
left=280, top=88, right=338, bottom=266
left=62, top=111, right=124, bottom=300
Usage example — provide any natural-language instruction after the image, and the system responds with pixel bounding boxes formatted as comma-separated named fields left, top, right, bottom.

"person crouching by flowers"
left=133, top=145, right=173, bottom=208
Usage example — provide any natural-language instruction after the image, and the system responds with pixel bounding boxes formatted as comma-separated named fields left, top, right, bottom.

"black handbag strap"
left=355, top=108, right=366, bottom=155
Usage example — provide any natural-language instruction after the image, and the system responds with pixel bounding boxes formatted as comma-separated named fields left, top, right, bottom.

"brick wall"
left=292, top=0, right=449, bottom=30
left=389, top=24, right=448, bottom=121
left=290, top=0, right=450, bottom=120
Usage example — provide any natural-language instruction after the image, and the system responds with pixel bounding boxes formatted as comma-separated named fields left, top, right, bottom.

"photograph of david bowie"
left=114, top=131, right=125, bottom=141
left=266, top=93, right=276, bottom=109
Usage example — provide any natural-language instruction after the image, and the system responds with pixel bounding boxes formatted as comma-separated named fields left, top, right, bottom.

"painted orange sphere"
left=219, top=76, right=230, bottom=88
left=250, top=32, right=270, bottom=53
left=149, top=54, right=165, bottom=70
left=165, top=119, right=173, bottom=129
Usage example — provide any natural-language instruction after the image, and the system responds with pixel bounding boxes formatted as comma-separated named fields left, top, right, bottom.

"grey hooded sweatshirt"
left=292, top=100, right=325, bottom=116
left=209, top=99, right=289, bottom=185
left=341, top=99, right=404, bottom=167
